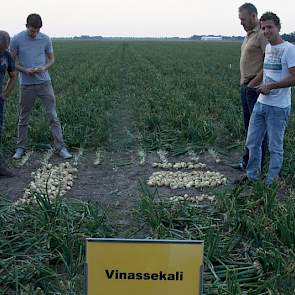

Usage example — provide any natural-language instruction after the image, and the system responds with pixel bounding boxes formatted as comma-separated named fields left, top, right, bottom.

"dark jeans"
left=0, top=96, right=4, bottom=164
left=0, top=96, right=4, bottom=140
left=240, top=84, right=267, bottom=169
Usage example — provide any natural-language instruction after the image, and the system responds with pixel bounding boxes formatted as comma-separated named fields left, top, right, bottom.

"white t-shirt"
left=258, top=41, right=295, bottom=108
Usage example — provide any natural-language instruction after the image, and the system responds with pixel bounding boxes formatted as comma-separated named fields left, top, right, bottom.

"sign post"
left=85, top=238, right=204, bottom=295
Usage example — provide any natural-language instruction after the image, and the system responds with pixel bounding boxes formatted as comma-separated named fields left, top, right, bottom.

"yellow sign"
left=85, top=238, right=204, bottom=295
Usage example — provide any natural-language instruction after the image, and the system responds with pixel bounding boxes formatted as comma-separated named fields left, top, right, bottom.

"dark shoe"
left=0, top=166, right=14, bottom=177
left=230, top=162, right=246, bottom=171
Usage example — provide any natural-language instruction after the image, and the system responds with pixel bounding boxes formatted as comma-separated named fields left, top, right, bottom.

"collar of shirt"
left=25, top=31, right=42, bottom=40
left=247, top=25, right=260, bottom=36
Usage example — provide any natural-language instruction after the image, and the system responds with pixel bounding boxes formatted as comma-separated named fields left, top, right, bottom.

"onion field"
left=1, top=40, right=295, bottom=294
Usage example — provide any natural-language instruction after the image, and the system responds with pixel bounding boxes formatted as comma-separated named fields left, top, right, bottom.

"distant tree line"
left=282, top=32, right=295, bottom=42
left=73, top=35, right=103, bottom=40
left=52, top=32, right=295, bottom=42
left=190, top=35, right=243, bottom=41
left=190, top=32, right=295, bottom=42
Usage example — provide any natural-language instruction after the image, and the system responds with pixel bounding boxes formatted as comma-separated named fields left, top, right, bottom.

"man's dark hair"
left=26, top=14, right=42, bottom=28
left=239, top=3, right=258, bottom=15
left=260, top=12, right=281, bottom=30
left=0, top=31, right=10, bottom=49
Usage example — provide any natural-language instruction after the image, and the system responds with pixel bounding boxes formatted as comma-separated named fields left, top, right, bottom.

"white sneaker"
left=13, top=148, right=25, bottom=160
left=59, top=147, right=72, bottom=159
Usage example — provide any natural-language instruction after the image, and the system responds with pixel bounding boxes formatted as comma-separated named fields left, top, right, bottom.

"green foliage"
left=136, top=182, right=295, bottom=294
left=2, top=40, right=295, bottom=293
left=3, top=41, right=243, bottom=151
left=0, top=194, right=113, bottom=294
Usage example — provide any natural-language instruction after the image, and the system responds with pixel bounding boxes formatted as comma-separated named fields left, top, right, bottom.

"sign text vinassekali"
left=85, top=238, right=204, bottom=295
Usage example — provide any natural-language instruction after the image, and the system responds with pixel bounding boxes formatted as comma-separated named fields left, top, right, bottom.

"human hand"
left=26, top=68, right=37, bottom=75
left=255, top=84, right=272, bottom=95
left=247, top=80, right=258, bottom=88
left=34, top=66, right=46, bottom=73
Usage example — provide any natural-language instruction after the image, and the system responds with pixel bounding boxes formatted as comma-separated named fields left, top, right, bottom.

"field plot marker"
left=94, top=148, right=103, bottom=166
left=138, top=148, right=146, bottom=165
left=208, top=148, right=221, bottom=163
left=73, top=147, right=85, bottom=166
left=157, top=149, right=168, bottom=163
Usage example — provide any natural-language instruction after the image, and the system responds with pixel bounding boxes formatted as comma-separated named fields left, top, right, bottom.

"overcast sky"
left=2, top=0, right=294, bottom=37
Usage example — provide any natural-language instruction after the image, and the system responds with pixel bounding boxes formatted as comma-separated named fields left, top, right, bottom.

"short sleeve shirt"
left=258, top=41, right=295, bottom=108
left=0, top=50, right=15, bottom=92
left=240, top=26, right=268, bottom=84
left=10, top=31, right=53, bottom=85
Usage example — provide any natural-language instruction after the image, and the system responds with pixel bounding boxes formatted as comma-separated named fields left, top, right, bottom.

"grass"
left=135, top=181, right=295, bottom=294
left=0, top=193, right=114, bottom=294
left=1, top=40, right=295, bottom=293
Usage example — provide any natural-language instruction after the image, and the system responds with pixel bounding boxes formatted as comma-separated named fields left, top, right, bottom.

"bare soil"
left=0, top=148, right=243, bottom=204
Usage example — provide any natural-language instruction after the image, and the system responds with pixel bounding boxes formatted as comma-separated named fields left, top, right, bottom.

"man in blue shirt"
left=0, top=31, right=17, bottom=177
left=10, top=14, right=72, bottom=160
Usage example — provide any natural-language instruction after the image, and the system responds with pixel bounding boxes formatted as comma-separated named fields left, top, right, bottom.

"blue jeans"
left=246, top=102, right=291, bottom=185
left=240, top=84, right=266, bottom=168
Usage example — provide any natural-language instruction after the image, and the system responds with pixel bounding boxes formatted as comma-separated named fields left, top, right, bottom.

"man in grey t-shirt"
left=10, top=13, right=72, bottom=160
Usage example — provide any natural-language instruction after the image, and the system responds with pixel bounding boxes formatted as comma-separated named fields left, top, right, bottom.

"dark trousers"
left=240, top=84, right=267, bottom=168
left=0, top=96, right=4, bottom=140
left=0, top=96, right=4, bottom=165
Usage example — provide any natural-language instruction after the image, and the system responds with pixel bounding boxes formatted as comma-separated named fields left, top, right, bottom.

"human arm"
left=34, top=37, right=54, bottom=73
left=247, top=33, right=267, bottom=88
left=9, top=48, right=36, bottom=75
left=10, top=49, right=54, bottom=74
left=256, top=67, right=295, bottom=95
left=2, top=71, right=17, bottom=99
left=1, top=53, right=17, bottom=99
left=247, top=69, right=263, bottom=88
left=34, top=52, right=55, bottom=73
left=9, top=37, right=34, bottom=75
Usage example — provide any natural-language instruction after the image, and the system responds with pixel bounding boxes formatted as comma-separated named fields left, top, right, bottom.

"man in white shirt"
left=246, top=12, right=295, bottom=185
